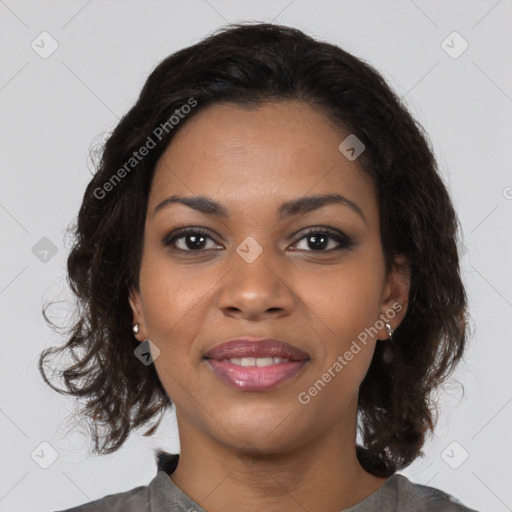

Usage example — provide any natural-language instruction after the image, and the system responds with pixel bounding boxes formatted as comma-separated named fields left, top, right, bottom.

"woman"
left=40, top=22, right=478, bottom=511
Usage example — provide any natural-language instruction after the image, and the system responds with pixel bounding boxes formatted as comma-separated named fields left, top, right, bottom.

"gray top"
left=54, top=453, right=480, bottom=512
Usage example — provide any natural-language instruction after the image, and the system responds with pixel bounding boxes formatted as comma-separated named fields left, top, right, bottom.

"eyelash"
left=162, top=226, right=354, bottom=254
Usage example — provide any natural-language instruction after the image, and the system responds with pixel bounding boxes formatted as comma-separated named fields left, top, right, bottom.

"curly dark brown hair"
left=38, top=22, right=469, bottom=477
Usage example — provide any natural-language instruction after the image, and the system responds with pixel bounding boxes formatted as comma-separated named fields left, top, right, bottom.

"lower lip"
left=206, top=359, right=308, bottom=391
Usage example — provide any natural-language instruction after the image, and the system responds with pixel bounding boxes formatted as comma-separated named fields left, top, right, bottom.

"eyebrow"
left=153, top=193, right=367, bottom=224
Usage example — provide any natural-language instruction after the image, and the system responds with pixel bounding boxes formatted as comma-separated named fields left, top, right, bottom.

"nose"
left=217, top=244, right=295, bottom=320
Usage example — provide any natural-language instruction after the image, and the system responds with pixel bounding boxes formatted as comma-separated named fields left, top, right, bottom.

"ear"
left=378, top=254, right=410, bottom=339
left=128, top=286, right=145, bottom=342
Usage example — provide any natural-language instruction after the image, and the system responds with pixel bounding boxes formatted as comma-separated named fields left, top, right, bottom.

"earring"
left=382, top=322, right=394, bottom=363
left=133, top=323, right=140, bottom=335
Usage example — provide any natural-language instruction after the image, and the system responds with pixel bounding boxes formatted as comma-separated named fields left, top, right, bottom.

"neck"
left=168, top=408, right=388, bottom=512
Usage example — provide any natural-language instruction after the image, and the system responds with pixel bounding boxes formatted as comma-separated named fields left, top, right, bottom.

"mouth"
left=203, top=337, right=310, bottom=392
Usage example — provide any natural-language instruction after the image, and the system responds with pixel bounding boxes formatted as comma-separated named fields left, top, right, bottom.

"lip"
left=204, top=337, right=310, bottom=392
left=204, top=337, right=310, bottom=360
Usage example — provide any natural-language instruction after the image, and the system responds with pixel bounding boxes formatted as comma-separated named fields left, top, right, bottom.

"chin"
left=215, top=412, right=311, bottom=453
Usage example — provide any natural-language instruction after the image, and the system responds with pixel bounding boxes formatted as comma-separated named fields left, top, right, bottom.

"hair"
left=39, top=22, right=469, bottom=477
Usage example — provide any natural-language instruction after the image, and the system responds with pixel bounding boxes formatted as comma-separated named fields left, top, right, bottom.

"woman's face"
left=129, top=100, right=409, bottom=454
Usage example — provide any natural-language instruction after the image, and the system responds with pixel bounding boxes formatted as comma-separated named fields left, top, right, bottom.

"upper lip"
left=204, top=337, right=310, bottom=361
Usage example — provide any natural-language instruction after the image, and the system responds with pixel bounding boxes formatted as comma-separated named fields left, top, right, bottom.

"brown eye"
left=292, top=228, right=354, bottom=252
left=162, top=228, right=223, bottom=252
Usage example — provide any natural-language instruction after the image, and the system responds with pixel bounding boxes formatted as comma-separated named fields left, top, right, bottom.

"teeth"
left=226, top=357, right=290, bottom=367
left=256, top=357, right=274, bottom=367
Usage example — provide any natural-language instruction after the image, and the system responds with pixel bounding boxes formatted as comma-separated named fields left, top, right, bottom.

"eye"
left=162, top=226, right=354, bottom=254
left=162, top=228, right=222, bottom=252
left=291, top=227, right=354, bottom=252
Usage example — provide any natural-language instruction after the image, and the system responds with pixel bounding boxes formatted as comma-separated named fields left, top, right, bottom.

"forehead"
left=149, top=100, right=378, bottom=223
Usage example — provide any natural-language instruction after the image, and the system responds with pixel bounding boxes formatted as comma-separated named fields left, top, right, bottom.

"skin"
left=129, top=100, right=410, bottom=512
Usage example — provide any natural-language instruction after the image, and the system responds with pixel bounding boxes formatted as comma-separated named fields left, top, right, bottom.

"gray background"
left=1, top=1, right=511, bottom=511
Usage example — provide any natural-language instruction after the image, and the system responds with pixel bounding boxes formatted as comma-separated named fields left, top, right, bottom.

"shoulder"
left=345, top=474, right=480, bottom=511
left=53, top=481, right=151, bottom=512
left=53, top=453, right=180, bottom=512
left=391, top=474, right=480, bottom=511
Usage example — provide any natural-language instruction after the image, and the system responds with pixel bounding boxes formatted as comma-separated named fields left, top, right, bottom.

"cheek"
left=295, top=255, right=384, bottom=393
left=138, top=255, right=207, bottom=402
left=302, top=255, right=384, bottom=333
left=138, top=249, right=212, bottom=337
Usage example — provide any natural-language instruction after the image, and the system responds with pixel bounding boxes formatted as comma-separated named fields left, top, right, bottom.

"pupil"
left=187, top=234, right=206, bottom=249
left=309, top=234, right=327, bottom=250
left=184, top=233, right=330, bottom=250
